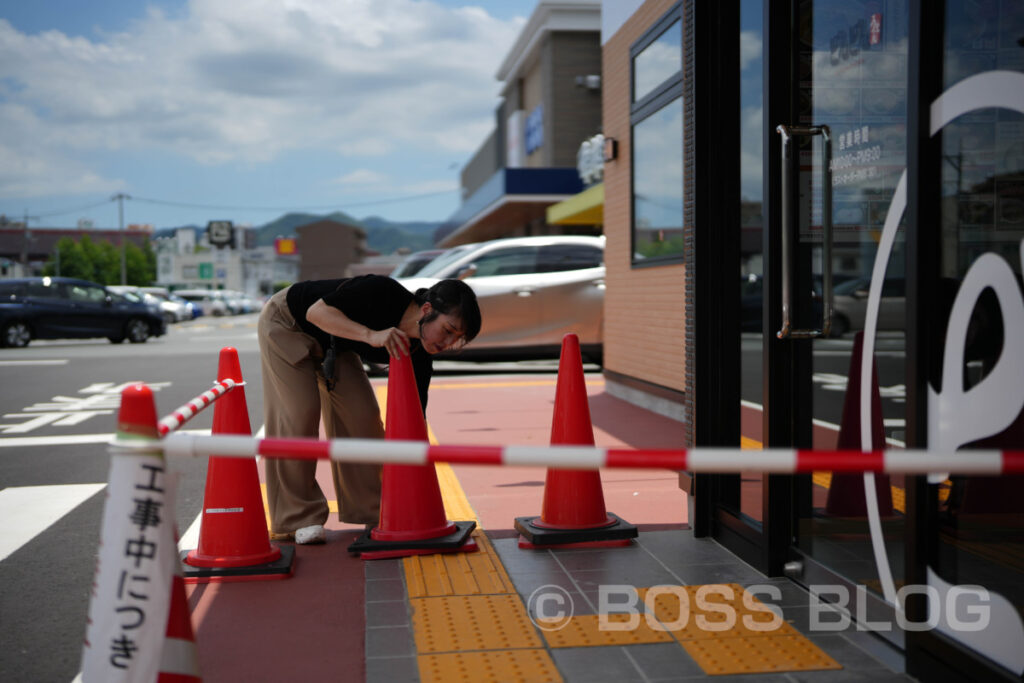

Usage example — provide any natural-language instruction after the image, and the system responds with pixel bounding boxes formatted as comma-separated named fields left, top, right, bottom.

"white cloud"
left=334, top=169, right=389, bottom=185
left=739, top=30, right=762, bottom=71
left=0, top=1, right=525, bottom=198
left=329, top=169, right=458, bottom=197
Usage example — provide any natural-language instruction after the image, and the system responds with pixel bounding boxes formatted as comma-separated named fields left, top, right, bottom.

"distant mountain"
left=360, top=215, right=440, bottom=236
left=252, top=211, right=362, bottom=246
left=156, top=212, right=440, bottom=254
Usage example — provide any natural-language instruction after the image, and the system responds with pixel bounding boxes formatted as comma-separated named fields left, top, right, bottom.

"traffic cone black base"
left=348, top=520, right=477, bottom=559
left=514, top=512, right=637, bottom=549
left=357, top=537, right=479, bottom=561
left=180, top=544, right=296, bottom=584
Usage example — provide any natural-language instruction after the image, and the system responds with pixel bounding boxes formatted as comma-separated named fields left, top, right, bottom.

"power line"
left=31, top=198, right=117, bottom=219
left=11, top=188, right=459, bottom=222
left=129, top=188, right=458, bottom=213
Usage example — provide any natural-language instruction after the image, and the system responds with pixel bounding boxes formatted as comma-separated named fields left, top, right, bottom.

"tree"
left=43, top=235, right=156, bottom=285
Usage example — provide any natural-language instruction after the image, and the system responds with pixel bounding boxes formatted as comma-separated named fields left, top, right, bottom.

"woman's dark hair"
left=414, top=279, right=482, bottom=347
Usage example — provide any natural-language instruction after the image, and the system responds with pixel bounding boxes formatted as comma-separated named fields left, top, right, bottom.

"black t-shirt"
left=285, top=274, right=432, bottom=410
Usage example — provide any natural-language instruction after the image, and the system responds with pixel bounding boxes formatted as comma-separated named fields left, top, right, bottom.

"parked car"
left=139, top=287, right=195, bottom=322
left=0, top=277, right=166, bottom=347
left=830, top=277, right=905, bottom=337
left=174, top=289, right=230, bottom=317
left=389, top=249, right=447, bottom=278
left=109, top=285, right=190, bottom=324
left=397, top=235, right=605, bottom=362
left=220, top=290, right=263, bottom=314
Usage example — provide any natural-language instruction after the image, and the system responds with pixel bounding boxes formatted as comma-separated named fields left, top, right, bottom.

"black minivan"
left=0, top=277, right=166, bottom=348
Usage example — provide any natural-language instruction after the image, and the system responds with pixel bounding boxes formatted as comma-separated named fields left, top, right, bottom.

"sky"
left=0, top=0, right=538, bottom=231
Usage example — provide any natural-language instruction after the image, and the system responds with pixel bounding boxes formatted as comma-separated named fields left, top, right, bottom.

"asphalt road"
left=0, top=314, right=266, bottom=683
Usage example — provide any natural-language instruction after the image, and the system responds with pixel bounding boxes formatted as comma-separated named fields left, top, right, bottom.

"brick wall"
left=602, top=0, right=687, bottom=396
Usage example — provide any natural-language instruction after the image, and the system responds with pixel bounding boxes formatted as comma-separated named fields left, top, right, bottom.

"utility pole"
left=21, top=210, right=35, bottom=276
left=112, top=193, right=130, bottom=285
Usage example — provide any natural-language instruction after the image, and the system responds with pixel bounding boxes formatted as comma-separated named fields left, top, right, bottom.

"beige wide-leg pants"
left=258, top=288, right=383, bottom=534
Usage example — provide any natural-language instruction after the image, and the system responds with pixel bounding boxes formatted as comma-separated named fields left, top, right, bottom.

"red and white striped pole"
left=154, top=433, right=1024, bottom=476
left=157, top=378, right=238, bottom=436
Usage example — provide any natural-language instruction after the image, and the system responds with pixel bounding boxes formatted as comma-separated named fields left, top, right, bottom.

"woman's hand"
left=308, top=299, right=410, bottom=357
left=367, top=326, right=410, bottom=358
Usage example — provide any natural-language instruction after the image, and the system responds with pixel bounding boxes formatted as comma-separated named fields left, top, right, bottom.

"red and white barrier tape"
left=157, top=379, right=239, bottom=436
left=153, top=432, right=1024, bottom=475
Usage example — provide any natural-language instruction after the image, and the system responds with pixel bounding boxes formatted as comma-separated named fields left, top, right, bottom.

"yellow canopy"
left=546, top=183, right=604, bottom=225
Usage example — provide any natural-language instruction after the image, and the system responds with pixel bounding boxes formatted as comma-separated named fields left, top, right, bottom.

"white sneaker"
left=295, top=524, right=326, bottom=545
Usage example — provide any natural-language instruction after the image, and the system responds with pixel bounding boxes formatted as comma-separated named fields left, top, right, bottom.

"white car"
left=398, top=235, right=605, bottom=362
left=830, top=277, right=905, bottom=337
left=107, top=286, right=176, bottom=324
left=138, top=287, right=194, bottom=322
left=174, top=289, right=230, bottom=317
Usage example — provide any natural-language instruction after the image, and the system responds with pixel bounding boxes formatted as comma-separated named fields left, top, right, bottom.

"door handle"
left=775, top=124, right=833, bottom=339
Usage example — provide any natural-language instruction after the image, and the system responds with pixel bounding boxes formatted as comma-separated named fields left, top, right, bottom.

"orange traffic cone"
left=824, top=331, right=894, bottom=517
left=181, top=347, right=295, bottom=582
left=348, top=351, right=476, bottom=559
left=158, top=572, right=201, bottom=682
left=515, top=334, right=638, bottom=548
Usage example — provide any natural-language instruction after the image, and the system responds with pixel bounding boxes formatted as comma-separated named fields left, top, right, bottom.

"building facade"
left=602, top=1, right=1024, bottom=680
left=154, top=225, right=299, bottom=294
left=295, top=219, right=369, bottom=281
left=439, top=0, right=604, bottom=247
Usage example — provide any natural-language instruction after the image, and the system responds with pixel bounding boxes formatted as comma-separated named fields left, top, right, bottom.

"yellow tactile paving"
left=680, top=634, right=842, bottom=675
left=404, top=530, right=517, bottom=598
left=638, top=583, right=799, bottom=641
left=418, top=649, right=562, bottom=683
left=411, top=594, right=543, bottom=653
left=388, top=399, right=840, bottom=679
left=435, top=462, right=479, bottom=523
left=538, top=613, right=674, bottom=648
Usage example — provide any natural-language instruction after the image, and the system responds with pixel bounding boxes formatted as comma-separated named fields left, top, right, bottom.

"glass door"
left=768, top=0, right=910, bottom=644
left=910, top=1, right=1024, bottom=677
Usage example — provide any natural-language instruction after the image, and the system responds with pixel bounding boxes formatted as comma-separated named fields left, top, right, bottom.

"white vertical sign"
left=81, top=454, right=179, bottom=682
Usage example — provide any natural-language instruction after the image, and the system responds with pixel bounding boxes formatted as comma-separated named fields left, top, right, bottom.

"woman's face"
left=419, top=310, right=466, bottom=354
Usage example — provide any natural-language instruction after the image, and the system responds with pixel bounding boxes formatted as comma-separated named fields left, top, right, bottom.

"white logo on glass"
left=862, top=70, right=1024, bottom=674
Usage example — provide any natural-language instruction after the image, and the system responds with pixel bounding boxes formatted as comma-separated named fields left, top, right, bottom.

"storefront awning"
left=546, top=183, right=604, bottom=225
left=439, top=168, right=583, bottom=246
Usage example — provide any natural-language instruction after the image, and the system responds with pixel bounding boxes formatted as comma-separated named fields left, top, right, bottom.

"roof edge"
left=495, top=0, right=601, bottom=83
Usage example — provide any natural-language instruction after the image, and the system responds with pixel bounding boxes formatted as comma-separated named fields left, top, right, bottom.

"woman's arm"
left=306, top=298, right=410, bottom=357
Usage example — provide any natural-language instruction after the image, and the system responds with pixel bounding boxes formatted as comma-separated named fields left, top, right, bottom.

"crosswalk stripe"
left=0, top=484, right=106, bottom=562
left=0, top=428, right=211, bottom=448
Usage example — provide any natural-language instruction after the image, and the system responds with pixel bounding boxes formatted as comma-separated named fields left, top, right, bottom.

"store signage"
left=525, top=103, right=544, bottom=155
left=869, top=13, right=882, bottom=46
left=207, top=220, right=234, bottom=249
left=275, top=237, right=297, bottom=255
left=576, top=134, right=606, bottom=185
left=506, top=110, right=524, bottom=168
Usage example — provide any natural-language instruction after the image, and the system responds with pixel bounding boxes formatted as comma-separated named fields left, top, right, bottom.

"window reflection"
left=632, top=98, right=684, bottom=261
left=633, top=19, right=682, bottom=102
